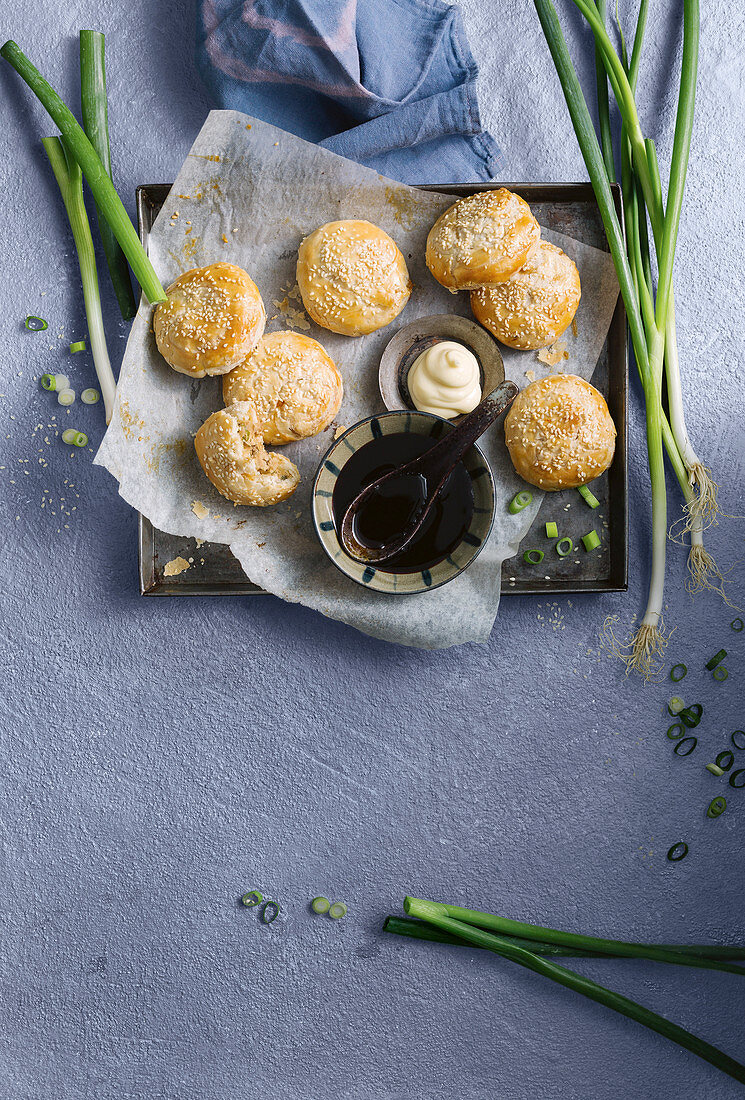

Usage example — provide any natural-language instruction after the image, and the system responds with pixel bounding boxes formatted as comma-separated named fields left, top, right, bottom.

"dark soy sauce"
left=332, top=431, right=474, bottom=573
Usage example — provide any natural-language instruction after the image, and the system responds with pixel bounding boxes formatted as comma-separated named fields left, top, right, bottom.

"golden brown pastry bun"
left=425, top=189, right=540, bottom=293
left=222, top=331, right=343, bottom=445
left=154, top=263, right=266, bottom=378
left=504, top=374, right=616, bottom=490
left=471, top=240, right=581, bottom=350
left=296, top=220, right=412, bottom=336
left=194, top=401, right=300, bottom=507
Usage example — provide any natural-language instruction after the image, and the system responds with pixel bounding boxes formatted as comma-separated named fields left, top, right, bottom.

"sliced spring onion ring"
left=666, top=723, right=685, bottom=740
left=57, top=388, right=75, bottom=406
left=713, top=666, right=729, bottom=682
left=577, top=484, right=600, bottom=508
left=545, top=521, right=558, bottom=538
left=42, top=373, right=70, bottom=393
left=311, top=896, right=330, bottom=915
left=731, top=618, right=744, bottom=633
left=261, top=901, right=280, bottom=924
left=729, top=770, right=745, bottom=789
left=670, top=663, right=687, bottom=682
left=731, top=731, right=745, bottom=751
left=716, top=751, right=735, bottom=772
left=705, top=764, right=725, bottom=777
left=25, top=314, right=48, bottom=330
left=81, top=388, right=100, bottom=404
left=556, top=537, right=573, bottom=557
left=41, top=374, right=56, bottom=391
left=668, top=696, right=685, bottom=717
left=581, top=530, right=600, bottom=552
left=508, top=491, right=533, bottom=514
left=674, top=737, right=697, bottom=757
left=705, top=649, right=727, bottom=671
left=241, top=890, right=263, bottom=908
left=706, top=796, right=727, bottom=819
left=328, top=901, right=348, bottom=920
left=69, top=340, right=86, bottom=353
left=679, top=704, right=703, bottom=729
left=667, top=842, right=688, bottom=862
left=523, top=549, right=545, bottom=565
left=61, top=428, right=88, bottom=447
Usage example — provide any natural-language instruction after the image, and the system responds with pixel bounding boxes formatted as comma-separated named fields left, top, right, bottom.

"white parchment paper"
left=96, top=111, right=619, bottom=649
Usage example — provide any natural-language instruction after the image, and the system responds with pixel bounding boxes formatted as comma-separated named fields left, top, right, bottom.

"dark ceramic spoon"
left=339, top=380, right=518, bottom=566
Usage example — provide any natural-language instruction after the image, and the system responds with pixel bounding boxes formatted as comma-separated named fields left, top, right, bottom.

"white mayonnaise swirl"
left=407, top=340, right=482, bottom=419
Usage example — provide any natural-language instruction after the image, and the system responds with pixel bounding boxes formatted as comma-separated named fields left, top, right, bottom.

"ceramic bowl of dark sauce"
left=312, top=409, right=495, bottom=594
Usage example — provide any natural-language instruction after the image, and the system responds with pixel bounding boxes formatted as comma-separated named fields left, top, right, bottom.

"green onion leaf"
left=679, top=704, right=702, bottom=728
left=674, top=736, right=697, bottom=757
left=666, top=842, right=688, bottom=862
left=261, top=901, right=280, bottom=924
left=715, top=751, right=734, bottom=772
left=555, top=537, right=574, bottom=557
left=69, top=340, right=86, bottom=353
left=581, top=530, right=600, bottom=552
left=705, top=764, right=725, bottom=777
left=25, top=314, right=48, bottom=330
left=666, top=723, right=684, bottom=741
left=41, top=374, right=56, bottom=391
left=670, top=663, right=687, bottom=682
left=577, top=484, right=600, bottom=508
left=731, top=618, right=744, bottom=633
left=705, top=649, right=727, bottom=671
left=706, top=796, right=727, bottom=819
left=729, top=770, right=745, bottom=789
left=713, top=666, right=728, bottom=682
left=508, top=490, right=533, bottom=514
left=731, top=731, right=745, bottom=751
left=523, top=549, right=545, bottom=565
left=329, top=901, right=348, bottom=920
left=311, top=896, right=330, bottom=915
left=241, top=891, right=263, bottom=908
left=545, top=521, right=558, bottom=538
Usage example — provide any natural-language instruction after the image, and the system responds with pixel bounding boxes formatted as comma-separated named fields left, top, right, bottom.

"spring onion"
left=41, top=373, right=69, bottom=392
left=403, top=897, right=745, bottom=1083
left=69, top=340, right=86, bottom=353
left=311, top=896, right=330, bottom=914
left=670, top=663, right=687, bottom=682
left=667, top=696, right=685, bottom=716
left=79, top=30, right=137, bottom=320
left=509, top=491, right=533, bottom=514
left=706, top=764, right=725, bottom=777
left=523, top=549, right=545, bottom=565
left=674, top=736, right=697, bottom=757
left=666, top=723, right=684, bottom=740
left=731, top=731, right=745, bottom=751
left=42, top=137, right=117, bottom=424
left=581, top=530, right=600, bottom=552
left=577, top=484, right=600, bottom=508
left=706, top=796, right=727, bottom=819
left=715, top=751, right=734, bottom=772
left=729, top=770, right=745, bottom=789
left=81, top=388, right=100, bottom=404
left=241, top=891, right=263, bottom=907
left=57, top=388, right=75, bottom=406
left=329, top=901, right=348, bottom=920
left=667, top=842, right=688, bottom=862
left=545, top=521, right=558, bottom=538
left=705, top=649, right=727, bottom=671
left=261, top=901, right=280, bottom=924
left=713, top=666, right=729, bottom=682
left=556, top=537, right=573, bottom=557
left=679, top=703, right=702, bottom=728
left=731, top=619, right=744, bottom=633
left=25, top=314, right=48, bottom=330
left=61, top=429, right=87, bottom=447
left=1, top=40, right=166, bottom=305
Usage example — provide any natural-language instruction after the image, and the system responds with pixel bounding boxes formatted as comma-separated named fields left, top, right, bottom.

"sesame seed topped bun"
left=154, top=263, right=266, bottom=378
left=504, top=374, right=616, bottom=491
left=296, top=220, right=412, bottom=337
left=425, top=189, right=540, bottom=293
left=471, top=240, right=581, bottom=350
left=223, top=331, right=343, bottom=445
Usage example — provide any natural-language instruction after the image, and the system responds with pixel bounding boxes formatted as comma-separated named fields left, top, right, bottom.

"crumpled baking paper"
left=95, top=110, right=619, bottom=649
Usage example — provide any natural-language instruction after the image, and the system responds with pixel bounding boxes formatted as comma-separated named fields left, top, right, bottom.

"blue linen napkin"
left=196, top=0, right=503, bottom=184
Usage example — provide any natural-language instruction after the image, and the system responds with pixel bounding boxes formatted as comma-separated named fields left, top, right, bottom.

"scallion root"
left=602, top=614, right=670, bottom=682
left=687, top=545, right=743, bottom=611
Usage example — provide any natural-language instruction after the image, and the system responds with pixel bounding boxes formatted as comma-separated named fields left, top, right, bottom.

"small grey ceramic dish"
left=311, top=409, right=496, bottom=594
left=378, top=314, right=505, bottom=419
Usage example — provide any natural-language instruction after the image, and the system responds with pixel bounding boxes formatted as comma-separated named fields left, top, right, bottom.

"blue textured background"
left=1, top=2, right=744, bottom=1098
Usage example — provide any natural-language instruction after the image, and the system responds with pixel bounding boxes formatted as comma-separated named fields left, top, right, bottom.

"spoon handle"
left=416, top=380, right=519, bottom=485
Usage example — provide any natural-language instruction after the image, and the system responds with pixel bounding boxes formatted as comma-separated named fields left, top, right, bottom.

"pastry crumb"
left=164, top=556, right=191, bottom=577
left=191, top=500, right=209, bottom=520
left=524, top=369, right=536, bottom=382
left=537, top=340, right=568, bottom=367
left=334, top=424, right=347, bottom=439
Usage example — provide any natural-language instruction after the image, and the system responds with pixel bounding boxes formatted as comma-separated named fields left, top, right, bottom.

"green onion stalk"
left=42, top=137, right=117, bottom=423
left=403, top=897, right=745, bottom=1085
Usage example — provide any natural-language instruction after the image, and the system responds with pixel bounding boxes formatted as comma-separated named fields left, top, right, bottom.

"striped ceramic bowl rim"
left=311, top=409, right=495, bottom=594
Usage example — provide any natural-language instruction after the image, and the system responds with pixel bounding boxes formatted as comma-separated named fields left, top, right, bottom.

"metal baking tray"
left=136, top=182, right=627, bottom=597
